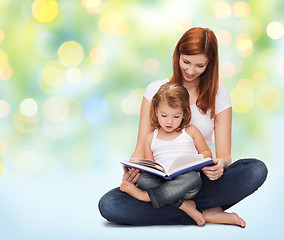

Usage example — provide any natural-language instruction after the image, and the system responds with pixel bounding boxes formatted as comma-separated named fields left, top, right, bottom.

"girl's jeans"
left=136, top=171, right=201, bottom=208
left=99, top=158, right=268, bottom=225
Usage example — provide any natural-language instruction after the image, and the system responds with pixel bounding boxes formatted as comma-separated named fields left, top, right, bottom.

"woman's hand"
left=202, top=158, right=226, bottom=181
left=122, top=165, right=140, bottom=184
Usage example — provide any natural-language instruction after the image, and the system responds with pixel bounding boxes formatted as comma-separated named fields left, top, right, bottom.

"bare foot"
left=203, top=207, right=246, bottom=228
left=179, top=200, right=205, bottom=226
left=120, top=180, right=150, bottom=202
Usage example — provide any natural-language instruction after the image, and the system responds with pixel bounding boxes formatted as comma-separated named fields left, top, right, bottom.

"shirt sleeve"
left=143, top=79, right=169, bottom=102
left=215, top=85, right=232, bottom=115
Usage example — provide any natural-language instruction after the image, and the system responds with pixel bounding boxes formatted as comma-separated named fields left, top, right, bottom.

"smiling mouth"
left=185, top=72, right=195, bottom=79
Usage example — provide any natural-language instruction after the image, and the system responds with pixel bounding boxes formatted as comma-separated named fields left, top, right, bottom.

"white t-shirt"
left=143, top=79, right=232, bottom=152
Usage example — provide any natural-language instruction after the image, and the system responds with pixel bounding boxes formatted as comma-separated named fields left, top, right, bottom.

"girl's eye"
left=197, top=65, right=204, bottom=68
left=161, top=115, right=166, bottom=117
left=174, top=116, right=180, bottom=118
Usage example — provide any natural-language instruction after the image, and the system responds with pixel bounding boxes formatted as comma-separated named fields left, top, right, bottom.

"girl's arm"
left=186, top=126, right=212, bottom=159
left=202, top=107, right=232, bottom=180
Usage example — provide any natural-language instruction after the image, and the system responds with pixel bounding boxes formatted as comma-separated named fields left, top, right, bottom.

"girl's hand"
left=202, top=158, right=225, bottom=181
left=122, top=165, right=140, bottom=184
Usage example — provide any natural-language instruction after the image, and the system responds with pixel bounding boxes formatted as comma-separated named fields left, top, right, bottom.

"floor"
left=0, top=163, right=282, bottom=240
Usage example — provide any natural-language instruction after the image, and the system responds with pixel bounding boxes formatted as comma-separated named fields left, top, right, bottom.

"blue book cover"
left=121, top=154, right=214, bottom=180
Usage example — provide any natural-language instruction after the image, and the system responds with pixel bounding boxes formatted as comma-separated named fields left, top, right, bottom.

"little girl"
left=120, top=82, right=212, bottom=226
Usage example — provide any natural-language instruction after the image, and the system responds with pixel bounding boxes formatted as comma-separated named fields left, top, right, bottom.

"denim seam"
left=147, top=188, right=160, bottom=209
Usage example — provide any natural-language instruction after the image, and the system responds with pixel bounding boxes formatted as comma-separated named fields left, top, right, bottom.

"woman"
left=98, top=27, right=268, bottom=226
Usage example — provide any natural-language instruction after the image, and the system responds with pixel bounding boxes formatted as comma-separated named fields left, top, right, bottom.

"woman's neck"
left=183, top=81, right=199, bottom=105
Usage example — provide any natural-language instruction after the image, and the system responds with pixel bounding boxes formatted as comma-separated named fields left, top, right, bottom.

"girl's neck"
left=157, top=128, right=182, bottom=141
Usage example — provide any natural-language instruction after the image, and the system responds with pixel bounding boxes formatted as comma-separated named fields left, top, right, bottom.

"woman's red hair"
left=170, top=27, right=219, bottom=118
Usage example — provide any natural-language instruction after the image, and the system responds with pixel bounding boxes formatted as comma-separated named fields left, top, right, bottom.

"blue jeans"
left=136, top=171, right=201, bottom=208
left=98, top=158, right=268, bottom=225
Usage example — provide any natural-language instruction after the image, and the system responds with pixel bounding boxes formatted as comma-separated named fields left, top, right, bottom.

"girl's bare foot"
left=179, top=200, right=205, bottom=226
left=120, top=180, right=150, bottom=202
left=203, top=206, right=246, bottom=228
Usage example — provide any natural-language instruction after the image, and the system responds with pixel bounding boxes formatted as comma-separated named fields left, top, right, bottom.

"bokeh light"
left=176, top=17, right=192, bottom=33
left=32, top=0, right=59, bottom=23
left=39, top=60, right=65, bottom=93
left=230, top=87, right=254, bottom=114
left=143, top=58, right=160, bottom=75
left=14, top=112, right=40, bottom=133
left=0, top=29, right=5, bottom=44
left=0, top=138, right=7, bottom=155
left=121, top=89, right=144, bottom=115
left=220, top=62, right=236, bottom=79
left=98, top=11, right=129, bottom=36
left=266, top=21, right=284, bottom=40
left=84, top=97, right=108, bottom=125
left=0, top=100, right=11, bottom=118
left=58, top=41, right=84, bottom=67
left=217, top=30, right=233, bottom=46
left=66, top=67, right=82, bottom=85
left=81, top=0, right=104, bottom=13
left=20, top=98, right=39, bottom=117
left=43, top=96, right=69, bottom=123
left=232, top=1, right=251, bottom=18
left=89, top=47, right=107, bottom=64
left=235, top=34, right=254, bottom=57
left=0, top=49, right=12, bottom=80
left=1, top=0, right=284, bottom=238
left=214, top=1, right=231, bottom=18
left=255, top=86, right=281, bottom=112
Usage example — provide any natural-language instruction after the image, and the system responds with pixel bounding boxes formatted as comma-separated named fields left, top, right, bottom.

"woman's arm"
left=202, top=107, right=232, bottom=180
left=131, top=97, right=154, bottom=158
left=186, top=126, right=212, bottom=158
left=122, top=97, right=153, bottom=183
left=144, top=132, right=154, bottom=160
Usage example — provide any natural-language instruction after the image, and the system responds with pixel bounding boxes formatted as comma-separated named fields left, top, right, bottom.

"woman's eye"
left=174, top=116, right=180, bottom=118
left=197, top=65, right=204, bottom=68
left=161, top=115, right=166, bottom=117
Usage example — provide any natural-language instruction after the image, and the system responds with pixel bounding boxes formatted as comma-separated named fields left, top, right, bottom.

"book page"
left=130, top=158, right=165, bottom=172
left=165, top=154, right=205, bottom=174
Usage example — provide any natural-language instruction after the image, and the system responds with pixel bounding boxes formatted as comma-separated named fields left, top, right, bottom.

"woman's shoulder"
left=143, top=79, right=169, bottom=102
left=215, top=85, right=232, bottom=115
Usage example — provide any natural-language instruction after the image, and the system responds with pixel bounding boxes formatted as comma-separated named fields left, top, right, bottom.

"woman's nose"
left=187, top=65, right=195, bottom=74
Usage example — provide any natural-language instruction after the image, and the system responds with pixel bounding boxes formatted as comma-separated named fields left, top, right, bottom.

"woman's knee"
left=250, top=159, right=268, bottom=186
left=232, top=158, right=268, bottom=188
left=98, top=188, right=122, bottom=221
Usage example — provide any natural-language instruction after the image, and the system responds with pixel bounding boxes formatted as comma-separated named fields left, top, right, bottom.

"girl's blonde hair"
left=170, top=27, right=219, bottom=118
left=150, top=82, right=191, bottom=131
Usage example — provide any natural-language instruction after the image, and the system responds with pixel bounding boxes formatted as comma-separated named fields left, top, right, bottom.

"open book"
left=121, top=154, right=214, bottom=180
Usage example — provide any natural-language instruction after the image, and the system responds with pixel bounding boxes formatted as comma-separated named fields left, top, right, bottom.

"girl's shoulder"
left=185, top=125, right=201, bottom=136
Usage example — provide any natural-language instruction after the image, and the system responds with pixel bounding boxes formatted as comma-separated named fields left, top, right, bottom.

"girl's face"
left=179, top=54, right=208, bottom=84
left=156, top=101, right=184, bottom=133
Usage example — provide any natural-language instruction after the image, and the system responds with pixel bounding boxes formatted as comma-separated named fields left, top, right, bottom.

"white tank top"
left=151, top=128, right=198, bottom=166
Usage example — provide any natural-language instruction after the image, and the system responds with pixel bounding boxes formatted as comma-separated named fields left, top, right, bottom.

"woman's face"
left=179, top=54, right=208, bottom=84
